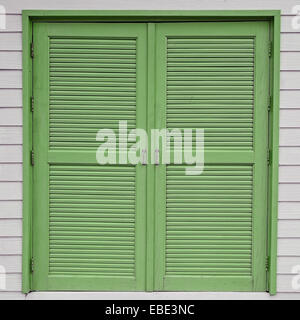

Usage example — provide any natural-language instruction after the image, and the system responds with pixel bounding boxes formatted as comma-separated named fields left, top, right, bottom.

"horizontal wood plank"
left=281, top=16, right=300, bottom=33
left=281, top=52, right=300, bottom=70
left=0, top=127, right=22, bottom=145
left=1, top=274, right=22, bottom=292
left=281, top=72, right=300, bottom=89
left=0, top=292, right=25, bottom=300
left=278, top=239, right=300, bottom=256
left=1, top=15, right=22, bottom=32
left=280, top=147, right=300, bottom=165
left=0, top=237, right=22, bottom=255
left=0, top=89, right=22, bottom=107
left=279, top=183, right=300, bottom=201
left=0, top=71, right=22, bottom=88
left=280, top=109, right=300, bottom=127
left=0, top=219, right=22, bottom=237
left=0, top=182, right=22, bottom=200
left=278, top=220, right=300, bottom=237
left=0, top=164, right=22, bottom=181
left=0, top=255, right=22, bottom=273
left=278, top=257, right=300, bottom=274
left=279, top=202, right=300, bottom=219
left=280, top=90, right=300, bottom=108
left=281, top=33, right=300, bottom=51
left=0, top=33, right=21, bottom=50
left=0, top=146, right=22, bottom=163
left=0, top=52, right=22, bottom=70
left=280, top=128, right=300, bottom=146
left=0, top=108, right=22, bottom=126
left=279, top=166, right=300, bottom=182
left=0, top=201, right=22, bottom=218
left=278, top=275, right=300, bottom=292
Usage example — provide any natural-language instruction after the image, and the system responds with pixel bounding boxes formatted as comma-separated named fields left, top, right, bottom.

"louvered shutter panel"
left=31, top=21, right=270, bottom=292
left=32, top=23, right=147, bottom=291
left=154, top=22, right=269, bottom=291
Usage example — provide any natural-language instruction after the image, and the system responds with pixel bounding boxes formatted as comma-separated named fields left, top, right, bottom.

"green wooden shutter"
left=31, top=21, right=270, bottom=292
left=32, top=23, right=147, bottom=291
left=154, top=22, right=269, bottom=291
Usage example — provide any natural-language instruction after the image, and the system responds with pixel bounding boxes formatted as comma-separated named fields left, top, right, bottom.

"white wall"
left=1, top=0, right=300, bottom=299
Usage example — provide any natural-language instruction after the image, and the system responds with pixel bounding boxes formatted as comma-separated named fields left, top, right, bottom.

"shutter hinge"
left=31, top=150, right=34, bottom=166
left=267, top=149, right=272, bottom=166
left=30, top=96, right=34, bottom=112
left=30, top=42, right=34, bottom=58
left=268, top=41, right=272, bottom=57
left=266, top=256, right=270, bottom=271
left=268, top=95, right=273, bottom=112
left=30, top=257, right=34, bottom=273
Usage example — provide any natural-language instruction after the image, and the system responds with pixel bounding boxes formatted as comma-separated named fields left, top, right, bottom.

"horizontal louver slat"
left=166, top=37, right=254, bottom=149
left=166, top=165, right=253, bottom=276
left=49, top=37, right=136, bottom=150
left=49, top=165, right=136, bottom=276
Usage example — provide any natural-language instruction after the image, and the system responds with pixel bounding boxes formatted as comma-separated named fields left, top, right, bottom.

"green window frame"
left=22, top=10, right=280, bottom=295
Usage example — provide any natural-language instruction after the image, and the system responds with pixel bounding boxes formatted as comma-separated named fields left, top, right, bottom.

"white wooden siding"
left=0, top=146, right=22, bottom=162
left=0, top=109, right=22, bottom=125
left=0, top=238, right=22, bottom=255
left=0, top=52, right=22, bottom=70
left=281, top=91, right=300, bottom=108
left=0, top=90, right=22, bottom=107
left=0, top=201, right=22, bottom=218
left=0, top=0, right=299, bottom=14
left=0, top=0, right=300, bottom=299
left=0, top=256, right=22, bottom=273
left=0, top=71, right=22, bottom=88
left=0, top=164, right=22, bottom=181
